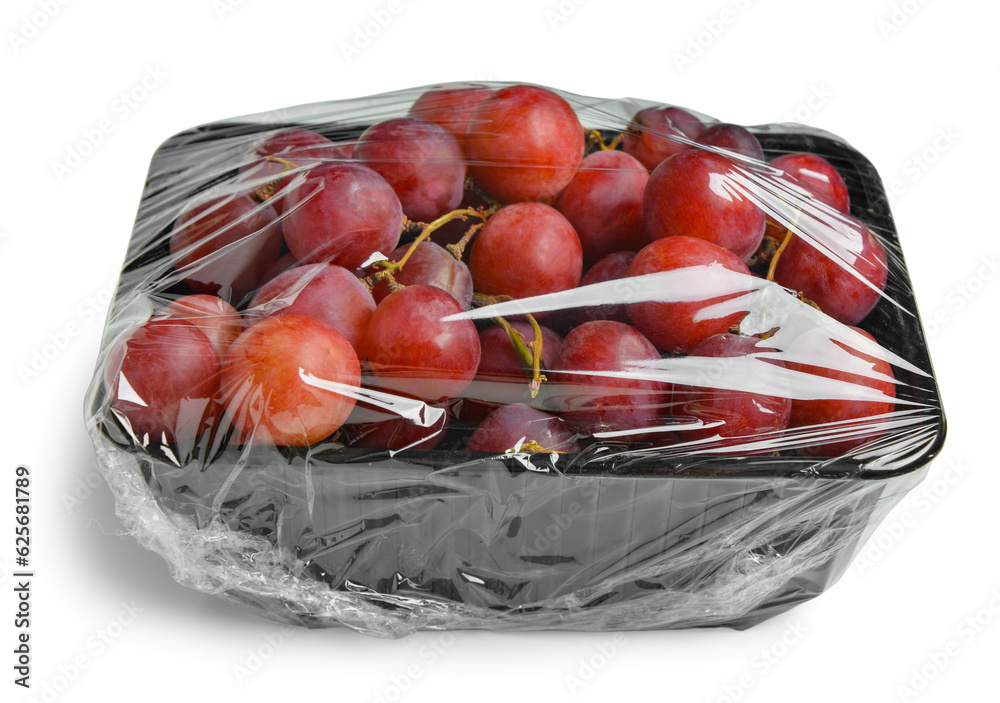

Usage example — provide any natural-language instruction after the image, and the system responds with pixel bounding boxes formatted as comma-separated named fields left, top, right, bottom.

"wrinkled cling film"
left=84, top=82, right=945, bottom=637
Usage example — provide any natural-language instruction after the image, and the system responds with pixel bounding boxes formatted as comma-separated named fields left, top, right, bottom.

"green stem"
left=472, top=293, right=547, bottom=398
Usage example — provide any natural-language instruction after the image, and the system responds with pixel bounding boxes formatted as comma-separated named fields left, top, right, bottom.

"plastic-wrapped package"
left=84, top=82, right=945, bottom=638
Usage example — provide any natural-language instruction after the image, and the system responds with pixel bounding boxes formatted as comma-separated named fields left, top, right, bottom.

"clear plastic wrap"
left=84, top=82, right=946, bottom=638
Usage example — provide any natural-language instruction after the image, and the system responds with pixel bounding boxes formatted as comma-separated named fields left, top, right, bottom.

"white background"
left=1, top=0, right=997, bottom=701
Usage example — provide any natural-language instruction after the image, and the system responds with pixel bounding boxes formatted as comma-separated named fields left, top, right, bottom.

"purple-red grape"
left=622, top=106, right=705, bottom=171
left=771, top=216, right=888, bottom=325
left=644, top=149, right=766, bottom=261
left=671, top=334, right=790, bottom=449
left=553, top=150, right=649, bottom=266
left=282, top=162, right=403, bottom=269
left=696, top=123, right=764, bottom=161
left=573, top=251, right=636, bottom=325
left=169, top=193, right=283, bottom=303
left=469, top=202, right=582, bottom=300
left=362, top=285, right=481, bottom=402
left=408, top=85, right=495, bottom=149
left=221, top=315, right=361, bottom=447
left=549, top=320, right=666, bottom=436
left=243, top=128, right=350, bottom=215
left=626, top=237, right=753, bottom=354
left=104, top=319, right=221, bottom=444
left=461, top=321, right=562, bottom=421
left=785, top=328, right=896, bottom=456
left=157, top=294, right=243, bottom=356
left=465, top=85, right=584, bottom=203
left=467, top=405, right=579, bottom=453
left=770, top=153, right=850, bottom=213
left=245, top=263, right=376, bottom=353
left=354, top=118, right=466, bottom=222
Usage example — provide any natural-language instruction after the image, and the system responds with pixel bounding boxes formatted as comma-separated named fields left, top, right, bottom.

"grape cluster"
left=104, top=84, right=898, bottom=459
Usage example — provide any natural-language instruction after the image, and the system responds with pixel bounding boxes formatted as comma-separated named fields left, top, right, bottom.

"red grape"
left=362, top=285, right=481, bottom=402
left=785, top=327, right=896, bottom=456
left=157, top=294, right=243, bottom=356
left=465, top=85, right=584, bottom=203
left=770, top=153, right=850, bottom=213
left=368, top=241, right=474, bottom=309
left=258, top=251, right=299, bottom=284
left=671, top=334, right=791, bottom=449
left=467, top=405, right=579, bottom=453
left=549, top=320, right=666, bottom=436
left=622, top=106, right=705, bottom=171
left=696, top=123, right=764, bottom=161
left=626, top=237, right=753, bottom=354
left=255, top=127, right=347, bottom=160
left=469, top=202, right=582, bottom=300
left=282, top=161, right=403, bottom=269
left=408, top=85, right=494, bottom=148
left=243, top=128, right=350, bottom=215
left=573, top=251, right=636, bottom=326
left=221, top=315, right=361, bottom=447
left=553, top=150, right=649, bottom=265
left=104, top=319, right=221, bottom=444
left=346, top=397, right=450, bottom=451
left=771, top=216, right=888, bottom=325
left=643, top=149, right=766, bottom=261
left=245, top=263, right=376, bottom=353
left=354, top=118, right=466, bottom=222
left=169, top=193, right=283, bottom=303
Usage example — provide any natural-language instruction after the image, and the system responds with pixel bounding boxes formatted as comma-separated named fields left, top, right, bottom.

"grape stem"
left=464, top=175, right=504, bottom=209
left=473, top=293, right=546, bottom=398
left=250, top=155, right=300, bottom=204
left=586, top=129, right=626, bottom=151
left=402, top=216, right=428, bottom=236
left=377, top=206, right=496, bottom=275
left=763, top=223, right=822, bottom=312
left=360, top=269, right=404, bottom=294
left=264, top=155, right=300, bottom=170
left=507, top=439, right=565, bottom=454
left=446, top=221, right=484, bottom=261
left=765, top=230, right=793, bottom=282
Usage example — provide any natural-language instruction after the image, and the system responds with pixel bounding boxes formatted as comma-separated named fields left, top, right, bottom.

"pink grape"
left=157, top=294, right=243, bottom=356
left=549, top=320, right=666, bottom=436
left=643, top=149, right=766, bottom=261
left=169, top=193, right=283, bottom=303
left=465, top=85, right=584, bottom=203
left=622, top=106, right=705, bottom=171
left=354, top=118, right=466, bottom=222
left=553, top=150, right=649, bottom=265
left=408, top=85, right=495, bottom=148
left=221, top=315, right=361, bottom=447
left=281, top=161, right=403, bottom=270
left=626, top=237, right=753, bottom=354
left=469, top=202, right=582, bottom=300
left=362, top=285, right=481, bottom=402
left=245, top=263, right=376, bottom=353
left=467, top=405, right=579, bottom=453
left=104, top=319, right=221, bottom=444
